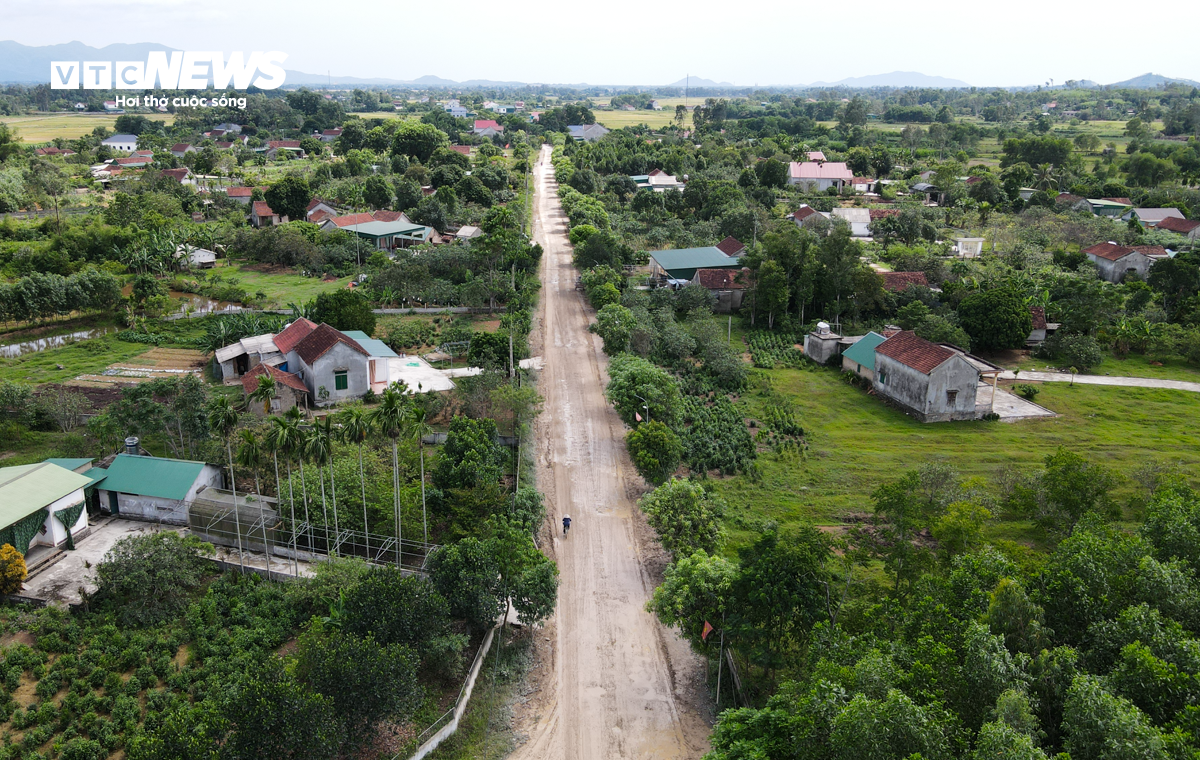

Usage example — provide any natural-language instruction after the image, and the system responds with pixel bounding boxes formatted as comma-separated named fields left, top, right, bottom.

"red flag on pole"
left=635, top=411, right=643, bottom=422
left=701, top=621, right=714, bottom=641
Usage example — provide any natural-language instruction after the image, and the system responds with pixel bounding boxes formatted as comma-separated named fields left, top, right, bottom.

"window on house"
left=946, top=389, right=958, bottom=405
left=334, top=370, right=348, bottom=391
left=878, top=369, right=887, bottom=384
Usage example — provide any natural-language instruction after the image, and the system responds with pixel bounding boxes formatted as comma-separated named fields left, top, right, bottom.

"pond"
left=0, top=327, right=115, bottom=358
left=168, top=292, right=244, bottom=319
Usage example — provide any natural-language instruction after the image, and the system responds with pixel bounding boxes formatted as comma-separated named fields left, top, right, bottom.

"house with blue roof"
left=342, top=330, right=399, bottom=393
left=840, top=331, right=890, bottom=381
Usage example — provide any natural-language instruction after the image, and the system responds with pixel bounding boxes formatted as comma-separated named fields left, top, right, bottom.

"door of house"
left=108, top=491, right=119, bottom=515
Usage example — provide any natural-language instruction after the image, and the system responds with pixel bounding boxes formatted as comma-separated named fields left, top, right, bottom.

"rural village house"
left=0, top=462, right=92, bottom=556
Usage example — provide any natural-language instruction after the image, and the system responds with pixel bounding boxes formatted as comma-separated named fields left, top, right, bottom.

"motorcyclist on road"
left=562, top=515, right=571, bottom=535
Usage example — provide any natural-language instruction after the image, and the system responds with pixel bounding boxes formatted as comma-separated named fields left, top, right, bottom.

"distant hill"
left=1107, top=72, right=1200, bottom=89
left=806, top=71, right=971, bottom=88
left=666, top=77, right=736, bottom=88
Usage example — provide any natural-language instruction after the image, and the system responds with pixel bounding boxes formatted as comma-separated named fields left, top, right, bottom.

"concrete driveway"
left=976, top=383, right=1057, bottom=421
left=1000, top=370, right=1200, bottom=393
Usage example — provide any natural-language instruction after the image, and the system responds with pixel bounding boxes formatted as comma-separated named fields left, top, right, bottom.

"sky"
left=6, top=0, right=1200, bottom=88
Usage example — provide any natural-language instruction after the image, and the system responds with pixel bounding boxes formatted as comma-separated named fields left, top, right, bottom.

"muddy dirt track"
left=510, top=146, right=710, bottom=760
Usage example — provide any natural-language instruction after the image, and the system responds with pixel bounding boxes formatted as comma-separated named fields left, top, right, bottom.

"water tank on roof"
left=817, top=321, right=830, bottom=335
left=124, top=436, right=139, bottom=455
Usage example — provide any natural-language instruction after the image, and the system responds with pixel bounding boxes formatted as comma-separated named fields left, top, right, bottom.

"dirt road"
left=512, top=145, right=709, bottom=759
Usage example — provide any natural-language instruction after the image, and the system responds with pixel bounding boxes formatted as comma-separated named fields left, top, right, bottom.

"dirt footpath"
left=510, top=146, right=710, bottom=760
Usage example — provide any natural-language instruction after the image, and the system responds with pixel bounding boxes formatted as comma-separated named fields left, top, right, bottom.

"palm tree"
left=235, top=428, right=273, bottom=581
left=369, top=384, right=410, bottom=566
left=207, top=396, right=245, bottom=574
left=336, top=406, right=373, bottom=561
left=408, top=402, right=435, bottom=545
left=305, top=417, right=337, bottom=553
left=249, top=375, right=277, bottom=415
left=1033, top=163, right=1058, bottom=191
left=285, top=407, right=313, bottom=554
left=266, top=413, right=303, bottom=575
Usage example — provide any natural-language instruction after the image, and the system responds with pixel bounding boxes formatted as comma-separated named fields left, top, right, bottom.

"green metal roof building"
left=647, top=246, right=741, bottom=281
left=0, top=462, right=93, bottom=552
left=97, top=454, right=209, bottom=501
left=841, top=331, right=889, bottom=379
left=341, top=220, right=430, bottom=250
left=342, top=331, right=399, bottom=359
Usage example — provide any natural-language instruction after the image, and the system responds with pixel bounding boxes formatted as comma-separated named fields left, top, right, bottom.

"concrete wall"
left=98, top=465, right=222, bottom=525
left=32, top=488, right=88, bottom=548
left=1089, top=252, right=1154, bottom=284
left=710, top=290, right=744, bottom=313
left=803, top=333, right=842, bottom=365
left=294, top=343, right=370, bottom=405
left=842, top=354, right=874, bottom=381
left=245, top=385, right=304, bottom=417
left=874, top=354, right=978, bottom=422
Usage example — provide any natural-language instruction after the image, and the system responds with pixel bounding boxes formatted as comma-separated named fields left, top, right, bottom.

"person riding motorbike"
left=562, top=514, right=572, bottom=535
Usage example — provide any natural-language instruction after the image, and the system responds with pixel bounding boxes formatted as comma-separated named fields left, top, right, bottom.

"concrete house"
left=1126, top=208, right=1184, bottom=227
left=715, top=236, right=746, bottom=256
left=787, top=161, right=853, bottom=192
left=872, top=331, right=980, bottom=422
left=841, top=331, right=889, bottom=381
left=456, top=225, right=484, bottom=241
left=93, top=453, right=223, bottom=525
left=251, top=200, right=285, bottom=227
left=1026, top=306, right=1059, bottom=346
left=306, top=198, right=338, bottom=220
left=647, top=246, right=741, bottom=286
left=241, top=363, right=309, bottom=415
left=1156, top=216, right=1200, bottom=240
left=100, top=133, right=138, bottom=152
left=630, top=169, right=686, bottom=193
left=0, top=463, right=92, bottom=554
left=287, top=323, right=371, bottom=405
left=473, top=120, right=504, bottom=137
left=952, top=237, right=986, bottom=258
left=224, top=187, right=258, bottom=205
left=831, top=208, right=871, bottom=237
left=692, top=268, right=748, bottom=313
left=567, top=124, right=610, bottom=142
left=262, top=140, right=305, bottom=159
left=175, top=244, right=217, bottom=268
left=170, top=143, right=196, bottom=157
left=1083, top=242, right=1169, bottom=283
left=319, top=128, right=342, bottom=143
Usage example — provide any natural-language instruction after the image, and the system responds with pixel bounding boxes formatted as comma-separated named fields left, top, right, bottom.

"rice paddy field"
left=1, top=112, right=174, bottom=142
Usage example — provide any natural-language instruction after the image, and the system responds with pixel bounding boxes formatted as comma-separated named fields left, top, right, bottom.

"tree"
left=638, top=478, right=724, bottom=557
left=208, top=395, right=245, bottom=573
left=732, top=528, right=831, bottom=671
left=428, top=537, right=504, bottom=631
left=605, top=354, right=682, bottom=427
left=1062, top=675, right=1168, bottom=760
left=224, top=665, right=341, bottom=760
left=957, top=288, right=1032, bottom=352
left=335, top=405, right=374, bottom=555
left=1008, top=447, right=1119, bottom=536
left=845, top=147, right=873, bottom=177
left=265, top=176, right=311, bottom=223
left=0, top=543, right=27, bottom=594
left=368, top=384, right=410, bottom=551
left=755, top=258, right=790, bottom=329
left=970, top=720, right=1049, bottom=760
left=432, top=415, right=504, bottom=491
left=294, top=621, right=422, bottom=745
left=411, top=195, right=448, bottom=232
left=391, top=121, right=449, bottom=163
left=647, top=550, right=737, bottom=652
left=340, top=569, right=452, bottom=654
left=362, top=175, right=392, bottom=209
left=486, top=517, right=558, bottom=627
left=829, top=690, right=953, bottom=760
left=755, top=158, right=789, bottom=188
left=92, top=533, right=213, bottom=626
left=24, top=158, right=67, bottom=224
left=309, top=289, right=376, bottom=334
left=626, top=421, right=684, bottom=486
left=590, top=303, right=637, bottom=355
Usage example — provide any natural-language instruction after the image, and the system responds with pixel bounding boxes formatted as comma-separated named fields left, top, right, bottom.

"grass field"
left=593, top=96, right=694, bottom=130
left=1, top=112, right=174, bottom=142
left=217, top=262, right=354, bottom=305
left=706, top=363, right=1200, bottom=552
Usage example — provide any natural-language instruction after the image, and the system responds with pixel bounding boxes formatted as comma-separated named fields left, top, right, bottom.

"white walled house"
left=0, top=463, right=93, bottom=554
left=100, top=134, right=139, bottom=153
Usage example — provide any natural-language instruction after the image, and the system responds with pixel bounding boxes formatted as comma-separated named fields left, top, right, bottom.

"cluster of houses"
left=646, top=236, right=749, bottom=311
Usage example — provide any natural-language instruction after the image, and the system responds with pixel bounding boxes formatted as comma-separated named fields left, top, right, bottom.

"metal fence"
left=176, top=489, right=438, bottom=574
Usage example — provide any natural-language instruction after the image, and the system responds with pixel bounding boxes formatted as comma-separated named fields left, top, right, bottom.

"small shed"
left=94, top=454, right=223, bottom=525
left=953, top=237, right=985, bottom=258
left=342, top=330, right=400, bottom=393
left=691, top=268, right=748, bottom=313
left=215, top=333, right=282, bottom=381
left=241, top=363, right=309, bottom=415
left=0, top=463, right=92, bottom=554
left=841, top=331, right=888, bottom=380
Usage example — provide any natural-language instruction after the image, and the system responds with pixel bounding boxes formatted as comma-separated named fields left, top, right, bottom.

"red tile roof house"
left=241, top=363, right=309, bottom=416
left=1082, top=242, right=1167, bottom=283
left=880, top=271, right=930, bottom=293
left=1156, top=216, right=1200, bottom=240
left=691, top=267, right=749, bottom=312
left=35, top=146, right=76, bottom=157
left=284, top=323, right=371, bottom=406
left=170, top=143, right=196, bottom=158
left=319, top=128, right=343, bottom=143
left=306, top=198, right=338, bottom=220
left=792, top=204, right=827, bottom=228
left=872, top=331, right=983, bottom=422
left=160, top=167, right=195, bottom=185
left=251, top=201, right=286, bottom=227
left=224, top=187, right=262, bottom=205
left=715, top=236, right=746, bottom=256
left=786, top=160, right=854, bottom=192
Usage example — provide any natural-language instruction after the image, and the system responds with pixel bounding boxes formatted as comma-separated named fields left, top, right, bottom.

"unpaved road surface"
left=512, top=145, right=709, bottom=760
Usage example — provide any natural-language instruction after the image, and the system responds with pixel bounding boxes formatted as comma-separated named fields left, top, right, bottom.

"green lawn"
left=706, top=363, right=1200, bottom=550
left=217, top=263, right=354, bottom=306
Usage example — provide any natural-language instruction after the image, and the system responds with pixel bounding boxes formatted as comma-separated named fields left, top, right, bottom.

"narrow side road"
left=511, top=146, right=709, bottom=760
left=1000, top=370, right=1200, bottom=393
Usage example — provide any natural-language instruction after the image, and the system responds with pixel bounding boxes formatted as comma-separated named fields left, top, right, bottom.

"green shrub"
left=1016, top=384, right=1041, bottom=400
